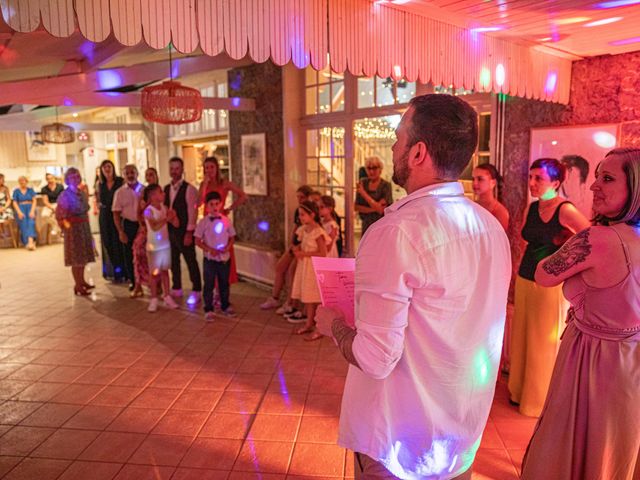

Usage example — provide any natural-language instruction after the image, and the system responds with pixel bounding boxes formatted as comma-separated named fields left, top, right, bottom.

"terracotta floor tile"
left=79, top=431, right=146, bottom=462
left=296, top=416, right=339, bottom=444
left=493, top=419, right=537, bottom=450
left=31, top=428, right=101, bottom=459
left=129, top=434, right=193, bottom=466
left=228, top=473, right=284, bottom=480
left=312, top=361, right=348, bottom=377
left=199, top=413, right=254, bottom=439
left=171, top=467, right=230, bottom=480
left=7, top=364, right=55, bottom=382
left=236, top=358, right=280, bottom=375
left=57, top=461, right=122, bottom=480
left=0, top=380, right=32, bottom=399
left=0, top=456, right=23, bottom=477
left=257, top=392, right=305, bottom=415
left=11, top=381, right=67, bottom=402
left=2, top=457, right=71, bottom=480
left=215, top=391, right=265, bottom=414
left=130, top=388, right=182, bottom=409
left=99, top=352, right=143, bottom=369
left=345, top=449, right=354, bottom=478
left=188, top=371, right=234, bottom=391
left=227, top=374, right=273, bottom=392
left=233, top=440, right=293, bottom=474
left=308, top=376, right=346, bottom=396
left=0, top=400, right=43, bottom=425
left=288, top=443, right=345, bottom=477
left=150, top=370, right=196, bottom=389
left=89, top=386, right=144, bottom=407
left=112, top=464, right=175, bottom=480
left=111, top=368, right=160, bottom=387
left=180, top=438, right=243, bottom=469
left=20, top=403, right=82, bottom=428
left=64, top=405, right=123, bottom=430
left=0, top=363, right=23, bottom=379
left=0, top=425, right=56, bottom=455
left=51, top=383, right=105, bottom=405
left=74, top=367, right=125, bottom=385
left=172, top=390, right=222, bottom=411
left=507, top=448, right=526, bottom=475
left=480, top=421, right=506, bottom=450
left=152, top=410, right=209, bottom=436
left=247, top=414, right=300, bottom=442
left=107, top=407, right=166, bottom=434
left=267, top=374, right=311, bottom=394
left=472, top=449, right=519, bottom=480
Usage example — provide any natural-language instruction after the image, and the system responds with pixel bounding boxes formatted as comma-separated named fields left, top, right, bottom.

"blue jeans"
left=203, top=258, right=231, bottom=312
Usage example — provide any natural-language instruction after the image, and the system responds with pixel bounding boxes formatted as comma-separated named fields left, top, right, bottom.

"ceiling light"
left=609, top=36, right=640, bottom=46
left=554, top=17, right=590, bottom=25
left=596, top=0, right=640, bottom=8
left=72, top=112, right=78, bottom=118
left=584, top=16, right=623, bottom=26
left=495, top=64, right=505, bottom=87
left=593, top=131, right=616, bottom=148
left=470, top=26, right=503, bottom=32
left=538, top=37, right=553, bottom=42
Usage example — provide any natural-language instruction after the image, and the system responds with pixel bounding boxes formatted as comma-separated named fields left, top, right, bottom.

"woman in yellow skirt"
left=508, top=158, right=590, bottom=417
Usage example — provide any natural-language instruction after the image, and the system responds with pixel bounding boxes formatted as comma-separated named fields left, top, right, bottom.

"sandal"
left=304, top=331, right=324, bottom=342
left=295, top=326, right=315, bottom=335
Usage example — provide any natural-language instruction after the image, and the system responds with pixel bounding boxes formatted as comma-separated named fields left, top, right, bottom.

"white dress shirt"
left=169, top=179, right=198, bottom=231
left=338, top=182, right=511, bottom=479
left=112, top=183, right=142, bottom=222
left=194, top=214, right=236, bottom=262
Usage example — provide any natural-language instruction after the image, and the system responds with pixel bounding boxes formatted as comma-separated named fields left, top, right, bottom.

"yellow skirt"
left=508, top=275, right=568, bottom=417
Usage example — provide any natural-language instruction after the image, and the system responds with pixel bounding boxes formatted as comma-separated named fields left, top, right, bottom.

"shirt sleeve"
left=194, top=219, right=205, bottom=239
left=352, top=223, right=426, bottom=380
left=111, top=189, right=123, bottom=212
left=186, top=184, right=198, bottom=231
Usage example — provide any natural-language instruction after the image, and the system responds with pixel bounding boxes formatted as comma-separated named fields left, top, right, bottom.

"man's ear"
left=408, top=141, right=430, bottom=169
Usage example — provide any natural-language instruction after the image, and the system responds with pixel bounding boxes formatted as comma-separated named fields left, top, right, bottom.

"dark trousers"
left=122, top=219, right=139, bottom=284
left=203, top=258, right=230, bottom=312
left=170, top=236, right=202, bottom=292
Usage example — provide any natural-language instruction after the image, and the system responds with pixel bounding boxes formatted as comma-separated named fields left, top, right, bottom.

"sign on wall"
left=25, top=132, right=57, bottom=162
left=241, top=133, right=267, bottom=196
left=530, top=123, right=620, bottom=218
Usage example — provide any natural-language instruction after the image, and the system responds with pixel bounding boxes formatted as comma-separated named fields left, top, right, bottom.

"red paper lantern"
left=141, top=80, right=203, bottom=125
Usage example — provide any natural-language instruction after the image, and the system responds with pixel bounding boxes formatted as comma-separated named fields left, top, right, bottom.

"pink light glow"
left=609, top=36, right=640, bottom=46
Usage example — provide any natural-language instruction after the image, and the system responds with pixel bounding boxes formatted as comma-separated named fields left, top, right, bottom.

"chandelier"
left=141, top=45, right=203, bottom=125
left=41, top=108, right=75, bottom=144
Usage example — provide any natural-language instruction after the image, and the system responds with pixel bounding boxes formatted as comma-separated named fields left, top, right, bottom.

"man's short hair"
left=561, top=155, right=589, bottom=184
left=407, top=94, right=478, bottom=179
left=123, top=164, right=138, bottom=174
left=205, top=191, right=222, bottom=203
left=169, top=156, right=184, bottom=167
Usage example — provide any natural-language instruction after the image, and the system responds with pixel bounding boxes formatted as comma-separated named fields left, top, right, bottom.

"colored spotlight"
left=479, top=67, right=491, bottom=90
left=609, top=36, right=640, bottom=46
left=495, top=64, right=505, bottom=88
left=470, top=26, right=503, bottom=32
left=584, top=17, right=623, bottom=27
left=257, top=221, right=270, bottom=232
left=593, top=131, right=616, bottom=148
left=597, top=0, right=640, bottom=8
left=545, top=72, right=557, bottom=93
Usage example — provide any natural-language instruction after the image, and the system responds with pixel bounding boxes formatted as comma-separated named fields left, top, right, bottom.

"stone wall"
left=502, top=49, right=640, bottom=280
left=228, top=61, right=286, bottom=252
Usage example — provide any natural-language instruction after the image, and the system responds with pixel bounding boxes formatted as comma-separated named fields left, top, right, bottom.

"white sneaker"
left=285, top=311, right=307, bottom=324
left=260, top=297, right=280, bottom=310
left=204, top=311, right=215, bottom=322
left=148, top=298, right=158, bottom=313
left=221, top=307, right=237, bottom=318
left=170, top=289, right=183, bottom=298
left=275, top=302, right=293, bottom=315
left=164, top=295, right=178, bottom=309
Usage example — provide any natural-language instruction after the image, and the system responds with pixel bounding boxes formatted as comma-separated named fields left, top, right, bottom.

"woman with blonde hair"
left=522, top=148, right=640, bottom=479
left=56, top=168, right=96, bottom=295
left=355, top=156, right=393, bottom=235
left=12, top=175, right=37, bottom=250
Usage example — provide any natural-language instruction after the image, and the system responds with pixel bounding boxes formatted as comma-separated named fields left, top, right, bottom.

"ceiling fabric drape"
left=0, top=0, right=572, bottom=102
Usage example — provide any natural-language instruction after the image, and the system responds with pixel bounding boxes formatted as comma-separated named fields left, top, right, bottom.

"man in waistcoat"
left=165, top=157, right=201, bottom=305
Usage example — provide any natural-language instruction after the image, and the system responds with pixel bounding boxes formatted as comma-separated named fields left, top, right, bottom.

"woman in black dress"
left=97, top=160, right=126, bottom=282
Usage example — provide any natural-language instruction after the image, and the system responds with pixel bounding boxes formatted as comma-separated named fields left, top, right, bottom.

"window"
left=169, top=81, right=229, bottom=137
left=305, top=66, right=345, bottom=115
left=306, top=127, right=346, bottom=221
left=434, top=84, right=475, bottom=96
left=357, top=76, right=416, bottom=109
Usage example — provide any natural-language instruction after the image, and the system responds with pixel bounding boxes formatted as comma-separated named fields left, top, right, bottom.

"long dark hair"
left=299, top=200, right=321, bottom=224
left=203, top=156, right=222, bottom=184
left=476, top=163, right=503, bottom=199
left=99, top=160, right=118, bottom=184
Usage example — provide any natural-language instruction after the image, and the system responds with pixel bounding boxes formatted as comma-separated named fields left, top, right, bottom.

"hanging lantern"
left=141, top=80, right=203, bottom=124
left=141, top=44, right=203, bottom=125
left=41, top=122, right=75, bottom=144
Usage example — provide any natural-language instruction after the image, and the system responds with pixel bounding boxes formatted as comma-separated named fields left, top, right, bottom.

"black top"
left=164, top=181, right=190, bottom=240
left=40, top=183, right=64, bottom=203
left=355, top=178, right=393, bottom=235
left=97, top=177, right=124, bottom=211
left=518, top=201, right=573, bottom=281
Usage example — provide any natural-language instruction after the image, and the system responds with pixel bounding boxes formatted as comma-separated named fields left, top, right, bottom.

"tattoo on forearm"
left=332, top=320, right=361, bottom=369
left=542, top=229, right=592, bottom=276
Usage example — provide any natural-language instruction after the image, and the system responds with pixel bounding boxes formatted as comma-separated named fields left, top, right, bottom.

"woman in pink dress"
left=522, top=147, right=640, bottom=479
left=130, top=167, right=159, bottom=298
left=198, top=156, right=247, bottom=284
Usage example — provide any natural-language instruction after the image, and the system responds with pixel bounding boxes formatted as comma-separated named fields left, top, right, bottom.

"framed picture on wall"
left=241, top=133, right=267, bottom=196
left=25, top=132, right=56, bottom=161
left=530, top=123, right=620, bottom=218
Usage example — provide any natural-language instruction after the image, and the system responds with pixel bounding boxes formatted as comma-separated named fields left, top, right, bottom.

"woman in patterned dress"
left=130, top=167, right=159, bottom=298
left=56, top=168, right=96, bottom=296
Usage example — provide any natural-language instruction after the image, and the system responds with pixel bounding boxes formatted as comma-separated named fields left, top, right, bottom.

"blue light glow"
left=596, top=0, right=640, bottom=7
left=97, top=70, right=123, bottom=90
left=545, top=72, right=557, bottom=93
left=63, top=97, right=73, bottom=106
left=257, top=221, right=270, bottom=232
left=171, top=62, right=180, bottom=79
left=156, top=233, right=162, bottom=241
left=229, top=73, right=242, bottom=91
left=79, top=41, right=95, bottom=62
left=186, top=293, right=198, bottom=306
left=115, top=267, right=122, bottom=273
left=276, top=368, right=291, bottom=407
left=214, top=221, right=224, bottom=234
left=231, top=97, right=241, bottom=108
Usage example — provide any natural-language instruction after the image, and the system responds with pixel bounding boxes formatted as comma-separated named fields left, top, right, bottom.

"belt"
left=568, top=308, right=640, bottom=342
left=18, top=201, right=33, bottom=204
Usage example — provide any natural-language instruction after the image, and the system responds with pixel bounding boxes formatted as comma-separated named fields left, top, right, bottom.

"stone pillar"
left=228, top=61, right=286, bottom=252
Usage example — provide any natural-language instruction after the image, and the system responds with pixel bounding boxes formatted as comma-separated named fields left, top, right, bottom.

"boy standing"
left=195, top=191, right=236, bottom=321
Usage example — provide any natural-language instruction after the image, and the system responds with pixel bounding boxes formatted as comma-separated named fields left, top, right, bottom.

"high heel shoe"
left=74, top=286, right=90, bottom=296
left=82, top=283, right=95, bottom=290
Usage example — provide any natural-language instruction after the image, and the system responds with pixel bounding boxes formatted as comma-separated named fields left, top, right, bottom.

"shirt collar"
left=171, top=179, right=183, bottom=189
left=385, top=182, right=464, bottom=213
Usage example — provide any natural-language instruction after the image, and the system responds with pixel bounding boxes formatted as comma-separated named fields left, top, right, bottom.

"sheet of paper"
left=311, top=257, right=355, bottom=328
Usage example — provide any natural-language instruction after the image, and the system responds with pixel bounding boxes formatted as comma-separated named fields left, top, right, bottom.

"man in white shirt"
left=316, top=94, right=511, bottom=479
left=163, top=157, right=201, bottom=305
left=112, top=164, right=143, bottom=292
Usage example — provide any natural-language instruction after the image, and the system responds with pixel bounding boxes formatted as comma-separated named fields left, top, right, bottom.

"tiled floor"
left=0, top=242, right=535, bottom=479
